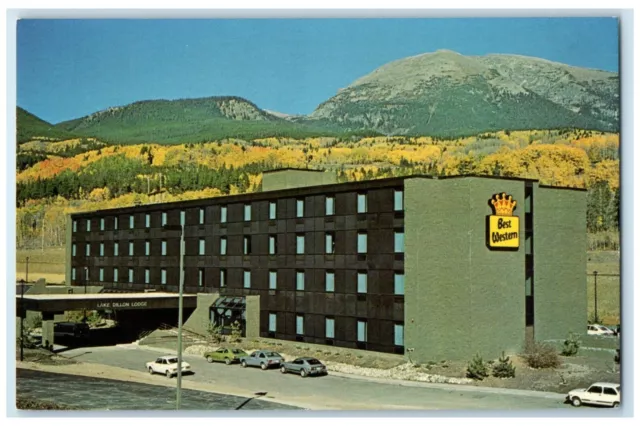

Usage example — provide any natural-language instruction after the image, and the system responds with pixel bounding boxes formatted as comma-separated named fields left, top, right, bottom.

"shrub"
left=522, top=341, right=561, bottom=369
left=492, top=352, right=516, bottom=378
left=466, top=354, right=489, bottom=380
left=561, top=332, right=581, bottom=356
left=229, top=321, right=242, bottom=343
left=206, top=322, right=223, bottom=344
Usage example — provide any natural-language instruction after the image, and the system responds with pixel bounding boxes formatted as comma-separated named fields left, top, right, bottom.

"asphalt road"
left=54, top=345, right=571, bottom=411
left=17, top=369, right=300, bottom=411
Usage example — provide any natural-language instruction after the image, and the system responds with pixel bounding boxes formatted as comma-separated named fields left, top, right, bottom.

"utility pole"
left=26, top=256, right=29, bottom=283
left=20, top=281, right=25, bottom=362
left=41, top=210, right=45, bottom=253
left=176, top=223, right=185, bottom=410
left=594, top=271, right=599, bottom=324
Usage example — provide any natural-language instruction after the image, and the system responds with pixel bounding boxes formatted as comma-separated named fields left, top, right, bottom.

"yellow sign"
left=487, top=193, right=520, bottom=249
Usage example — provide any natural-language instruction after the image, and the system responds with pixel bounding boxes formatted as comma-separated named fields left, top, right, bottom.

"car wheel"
left=613, top=402, right=620, bottom=408
left=260, top=363, right=268, bottom=370
left=241, top=361, right=247, bottom=368
left=148, top=367, right=154, bottom=375
left=225, top=358, right=231, bottom=365
left=280, top=366, right=287, bottom=374
left=166, top=370, right=172, bottom=379
left=571, top=397, right=582, bottom=407
left=206, top=356, right=213, bottom=363
left=300, top=369, right=307, bottom=378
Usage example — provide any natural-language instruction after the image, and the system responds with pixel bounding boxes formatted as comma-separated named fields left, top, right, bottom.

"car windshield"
left=232, top=349, right=244, bottom=354
left=166, top=358, right=178, bottom=364
left=307, top=359, right=322, bottom=365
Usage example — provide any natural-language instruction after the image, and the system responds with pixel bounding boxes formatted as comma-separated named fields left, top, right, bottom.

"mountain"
left=17, top=107, right=79, bottom=143
left=309, top=50, right=619, bottom=137
left=54, top=96, right=351, bottom=144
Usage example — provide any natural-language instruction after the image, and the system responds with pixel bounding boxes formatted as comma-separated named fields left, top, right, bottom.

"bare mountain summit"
left=310, top=50, right=619, bottom=136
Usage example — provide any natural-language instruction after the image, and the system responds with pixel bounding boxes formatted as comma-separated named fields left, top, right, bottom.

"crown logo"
left=490, top=193, right=517, bottom=216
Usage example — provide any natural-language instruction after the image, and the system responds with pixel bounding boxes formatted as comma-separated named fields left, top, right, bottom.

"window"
left=99, top=268, right=104, bottom=282
left=357, top=320, right=367, bottom=342
left=525, top=235, right=532, bottom=254
left=263, top=235, right=274, bottom=255
left=296, top=271, right=305, bottom=291
left=269, top=202, right=277, bottom=220
left=71, top=268, right=76, bottom=280
left=220, top=269, right=226, bottom=287
left=357, top=272, right=367, bottom=293
left=325, top=318, right=335, bottom=339
left=86, top=219, right=91, bottom=232
left=128, top=268, right=134, bottom=283
left=143, top=240, right=149, bottom=256
left=85, top=268, right=89, bottom=280
left=100, top=218, right=105, bottom=231
left=72, top=244, right=76, bottom=257
left=357, top=193, right=367, bottom=213
left=145, top=214, right=150, bottom=228
left=243, top=270, right=251, bottom=288
left=244, top=204, right=252, bottom=221
left=394, top=190, right=404, bottom=211
left=198, top=269, right=204, bottom=287
left=243, top=236, right=252, bottom=255
left=199, top=239, right=206, bottom=255
left=85, top=243, right=90, bottom=256
left=73, top=220, right=77, bottom=232
left=357, top=232, right=368, bottom=254
left=394, top=324, right=404, bottom=346
left=113, top=268, right=119, bottom=283
left=296, top=199, right=304, bottom=218
left=603, top=387, right=617, bottom=396
left=525, top=276, right=533, bottom=296
left=588, top=386, right=603, bottom=394
left=220, top=206, right=227, bottom=223
left=161, top=269, right=167, bottom=285
left=325, top=196, right=335, bottom=216
left=129, top=215, right=134, bottom=229
left=100, top=243, right=104, bottom=257
left=268, top=313, right=277, bottom=332
left=129, top=241, right=134, bottom=256
left=394, top=231, right=405, bottom=253
left=296, top=315, right=304, bottom=335
left=325, top=233, right=335, bottom=254
left=114, top=216, right=119, bottom=230
left=199, top=208, right=205, bottom=225
left=145, top=268, right=150, bottom=284
left=325, top=271, right=335, bottom=292
left=394, top=273, right=405, bottom=295
left=114, top=242, right=119, bottom=256
left=161, top=212, right=167, bottom=226
left=296, top=234, right=305, bottom=255
left=180, top=210, right=186, bottom=226
left=269, top=271, right=277, bottom=290
left=220, top=237, right=227, bottom=255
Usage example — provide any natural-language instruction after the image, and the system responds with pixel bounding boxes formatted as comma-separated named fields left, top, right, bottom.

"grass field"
left=15, top=247, right=621, bottom=323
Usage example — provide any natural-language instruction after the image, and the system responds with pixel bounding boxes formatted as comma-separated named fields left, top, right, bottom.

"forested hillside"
left=16, top=128, right=619, bottom=251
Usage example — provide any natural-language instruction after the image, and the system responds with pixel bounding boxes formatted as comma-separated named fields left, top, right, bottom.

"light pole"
left=163, top=224, right=185, bottom=410
left=26, top=256, right=29, bottom=283
left=593, top=271, right=599, bottom=324
left=84, top=266, right=89, bottom=322
left=20, top=281, right=25, bottom=362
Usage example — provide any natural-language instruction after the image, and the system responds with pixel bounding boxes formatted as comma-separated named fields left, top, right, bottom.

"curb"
left=130, top=342, right=565, bottom=400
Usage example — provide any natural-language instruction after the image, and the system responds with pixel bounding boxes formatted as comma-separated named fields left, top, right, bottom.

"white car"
left=146, top=355, right=192, bottom=378
left=566, top=382, right=620, bottom=407
left=587, top=324, right=615, bottom=336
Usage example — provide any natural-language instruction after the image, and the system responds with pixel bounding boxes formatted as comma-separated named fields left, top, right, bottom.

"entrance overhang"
left=17, top=292, right=198, bottom=313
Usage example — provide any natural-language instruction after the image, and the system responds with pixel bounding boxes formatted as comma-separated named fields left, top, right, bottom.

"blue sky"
left=17, top=18, right=619, bottom=124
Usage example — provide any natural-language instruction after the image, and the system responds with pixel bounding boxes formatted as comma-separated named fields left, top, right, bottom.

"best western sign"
left=487, top=193, right=520, bottom=249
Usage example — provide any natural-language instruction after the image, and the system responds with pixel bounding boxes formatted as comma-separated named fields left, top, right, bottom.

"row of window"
left=266, top=314, right=405, bottom=347
left=72, top=267, right=405, bottom=295
left=73, top=190, right=405, bottom=232
left=72, top=231, right=405, bottom=257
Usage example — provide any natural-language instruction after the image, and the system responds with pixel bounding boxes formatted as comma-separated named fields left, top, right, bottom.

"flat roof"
left=18, top=292, right=197, bottom=301
left=262, top=167, right=327, bottom=174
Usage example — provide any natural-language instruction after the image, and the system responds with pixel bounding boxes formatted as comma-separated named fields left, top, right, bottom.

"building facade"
left=66, top=170, right=587, bottom=361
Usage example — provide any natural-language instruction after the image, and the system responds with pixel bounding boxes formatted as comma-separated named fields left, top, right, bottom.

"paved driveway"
left=55, top=345, right=570, bottom=411
left=17, top=369, right=300, bottom=411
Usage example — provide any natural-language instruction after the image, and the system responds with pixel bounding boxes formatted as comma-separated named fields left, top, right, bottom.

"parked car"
left=204, top=348, right=248, bottom=365
left=239, top=350, right=284, bottom=370
left=54, top=322, right=90, bottom=339
left=566, top=382, right=620, bottom=407
left=146, top=355, right=192, bottom=378
left=280, top=357, right=327, bottom=377
left=587, top=324, right=615, bottom=336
